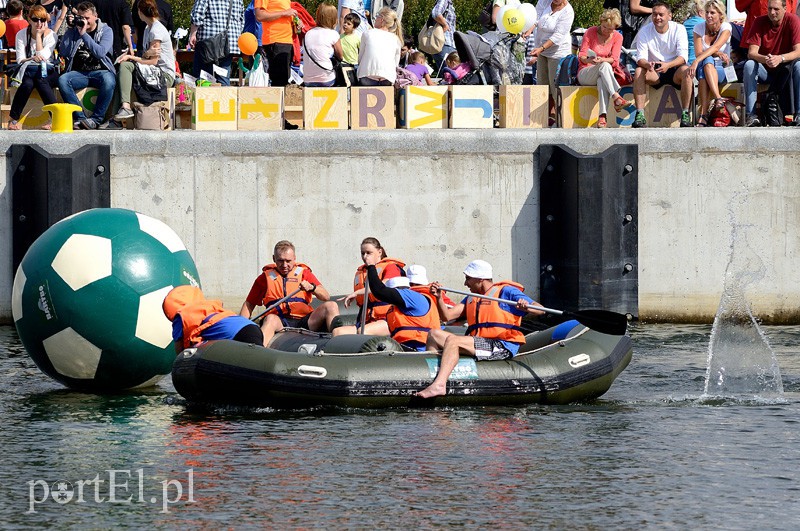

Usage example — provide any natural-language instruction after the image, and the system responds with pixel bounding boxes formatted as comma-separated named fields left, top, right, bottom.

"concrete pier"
left=2, top=129, right=798, bottom=324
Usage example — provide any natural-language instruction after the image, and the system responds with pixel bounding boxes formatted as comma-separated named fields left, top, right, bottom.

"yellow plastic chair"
left=42, top=103, right=83, bottom=133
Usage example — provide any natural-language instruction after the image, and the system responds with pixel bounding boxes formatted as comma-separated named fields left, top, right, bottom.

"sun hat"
left=406, top=264, right=429, bottom=285
left=463, top=260, right=493, bottom=280
left=385, top=276, right=411, bottom=289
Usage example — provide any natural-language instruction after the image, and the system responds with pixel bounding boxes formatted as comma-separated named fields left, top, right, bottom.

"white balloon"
left=496, top=5, right=513, bottom=32
left=519, top=3, right=537, bottom=33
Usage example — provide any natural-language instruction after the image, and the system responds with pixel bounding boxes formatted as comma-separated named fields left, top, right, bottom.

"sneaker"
left=679, top=111, right=692, bottom=127
left=79, top=118, right=98, bottom=130
left=792, top=113, right=800, bottom=127
left=745, top=115, right=760, bottom=127
left=632, top=111, right=646, bottom=128
left=99, top=119, right=123, bottom=130
left=114, top=107, right=135, bottom=121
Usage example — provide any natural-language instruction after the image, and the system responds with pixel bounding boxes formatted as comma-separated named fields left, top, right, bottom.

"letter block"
left=237, top=87, right=283, bottom=130
left=498, top=85, right=549, bottom=128
left=398, top=86, right=448, bottom=129
left=449, top=85, right=494, bottom=129
left=644, top=85, right=685, bottom=127
left=557, top=86, right=636, bottom=128
left=303, top=87, right=348, bottom=130
left=192, top=86, right=238, bottom=130
left=5, top=88, right=52, bottom=129
left=350, top=86, right=395, bottom=129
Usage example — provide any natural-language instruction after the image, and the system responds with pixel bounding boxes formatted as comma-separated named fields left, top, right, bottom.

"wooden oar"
left=251, top=287, right=304, bottom=323
left=358, top=274, right=370, bottom=335
left=440, top=286, right=628, bottom=336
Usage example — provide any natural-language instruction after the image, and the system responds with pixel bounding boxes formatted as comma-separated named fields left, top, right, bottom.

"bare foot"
left=416, top=382, right=446, bottom=398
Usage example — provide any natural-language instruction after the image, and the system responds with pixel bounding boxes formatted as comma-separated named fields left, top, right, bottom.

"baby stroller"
left=449, top=30, right=524, bottom=85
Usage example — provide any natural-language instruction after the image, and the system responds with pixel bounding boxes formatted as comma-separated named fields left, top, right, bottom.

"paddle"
left=251, top=287, right=304, bottom=323
left=440, top=286, right=628, bottom=336
left=359, top=274, right=370, bottom=335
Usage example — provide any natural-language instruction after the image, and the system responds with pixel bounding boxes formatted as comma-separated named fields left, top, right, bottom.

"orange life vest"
left=261, top=263, right=314, bottom=319
left=385, top=286, right=440, bottom=346
left=353, top=257, right=406, bottom=323
left=163, top=286, right=237, bottom=349
left=465, top=281, right=526, bottom=345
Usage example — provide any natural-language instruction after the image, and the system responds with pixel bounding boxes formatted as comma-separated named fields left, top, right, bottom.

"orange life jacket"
left=163, top=286, right=237, bottom=349
left=261, top=263, right=314, bottom=319
left=465, top=281, right=526, bottom=345
left=353, top=257, right=406, bottom=323
left=385, top=286, right=440, bottom=346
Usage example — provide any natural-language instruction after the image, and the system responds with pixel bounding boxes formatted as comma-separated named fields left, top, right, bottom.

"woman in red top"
left=577, top=8, right=627, bottom=128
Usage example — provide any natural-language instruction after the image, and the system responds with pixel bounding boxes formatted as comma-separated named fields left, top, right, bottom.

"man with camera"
left=57, top=2, right=117, bottom=129
left=630, top=2, right=692, bottom=128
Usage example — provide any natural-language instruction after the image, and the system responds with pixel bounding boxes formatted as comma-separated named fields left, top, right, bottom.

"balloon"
left=0, top=19, right=6, bottom=39
left=495, top=5, right=512, bottom=31
left=505, top=0, right=521, bottom=6
left=519, top=3, right=538, bottom=33
left=501, top=8, right=525, bottom=34
left=237, top=32, right=258, bottom=56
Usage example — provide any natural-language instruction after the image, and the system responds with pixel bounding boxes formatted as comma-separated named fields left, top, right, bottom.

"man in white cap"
left=333, top=255, right=440, bottom=351
left=417, top=259, right=544, bottom=399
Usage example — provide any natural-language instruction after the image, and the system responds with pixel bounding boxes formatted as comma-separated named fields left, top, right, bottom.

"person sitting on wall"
left=163, top=285, right=264, bottom=354
left=742, top=0, right=800, bottom=126
left=630, top=2, right=692, bottom=128
left=687, top=0, right=733, bottom=127
left=57, top=1, right=117, bottom=130
left=417, top=260, right=545, bottom=399
left=239, top=240, right=340, bottom=347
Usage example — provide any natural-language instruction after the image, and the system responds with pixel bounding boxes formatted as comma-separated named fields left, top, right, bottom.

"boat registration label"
left=426, top=358, right=479, bottom=380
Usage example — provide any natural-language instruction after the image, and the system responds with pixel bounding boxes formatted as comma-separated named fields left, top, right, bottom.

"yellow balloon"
left=0, top=19, right=6, bottom=40
left=503, top=8, right=525, bottom=34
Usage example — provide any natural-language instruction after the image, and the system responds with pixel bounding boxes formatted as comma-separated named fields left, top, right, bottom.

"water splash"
left=703, top=196, right=783, bottom=398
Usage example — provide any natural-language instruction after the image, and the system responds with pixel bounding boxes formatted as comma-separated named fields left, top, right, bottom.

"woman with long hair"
left=687, top=0, right=732, bottom=127
left=7, top=5, right=58, bottom=131
left=356, top=7, right=402, bottom=86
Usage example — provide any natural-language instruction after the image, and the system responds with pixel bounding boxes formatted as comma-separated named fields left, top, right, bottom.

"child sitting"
left=440, top=52, right=471, bottom=84
left=339, top=12, right=361, bottom=66
left=404, top=51, right=435, bottom=86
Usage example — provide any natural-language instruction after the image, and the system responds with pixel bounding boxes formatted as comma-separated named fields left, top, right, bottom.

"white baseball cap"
left=406, top=264, right=429, bottom=285
left=385, top=276, right=410, bottom=289
left=463, top=260, right=493, bottom=280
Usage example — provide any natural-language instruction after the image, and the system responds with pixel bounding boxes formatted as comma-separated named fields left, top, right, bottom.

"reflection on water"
left=2, top=324, right=800, bottom=527
left=704, top=198, right=783, bottom=397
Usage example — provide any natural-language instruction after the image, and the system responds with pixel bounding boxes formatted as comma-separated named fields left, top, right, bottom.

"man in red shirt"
left=736, top=0, right=797, bottom=46
left=239, top=240, right=340, bottom=346
left=742, top=0, right=800, bottom=126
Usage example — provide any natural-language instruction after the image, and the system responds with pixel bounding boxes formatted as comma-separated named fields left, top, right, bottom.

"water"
left=2, top=323, right=800, bottom=528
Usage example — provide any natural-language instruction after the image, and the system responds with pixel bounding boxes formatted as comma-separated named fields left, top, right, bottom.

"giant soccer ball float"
left=11, top=208, right=201, bottom=391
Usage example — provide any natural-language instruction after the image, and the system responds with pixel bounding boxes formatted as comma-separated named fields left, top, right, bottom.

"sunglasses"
left=30, top=17, right=46, bottom=23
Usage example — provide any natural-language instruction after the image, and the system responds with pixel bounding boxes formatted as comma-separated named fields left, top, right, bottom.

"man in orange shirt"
left=255, top=0, right=297, bottom=87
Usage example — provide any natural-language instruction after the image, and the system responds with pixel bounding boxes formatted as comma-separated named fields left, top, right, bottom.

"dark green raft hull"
left=171, top=322, right=633, bottom=408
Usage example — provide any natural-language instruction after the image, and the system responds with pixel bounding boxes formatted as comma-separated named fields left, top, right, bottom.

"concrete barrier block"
left=192, top=86, right=238, bottom=130
left=498, top=85, right=549, bottom=128
left=350, top=87, right=395, bottom=129
left=398, top=86, right=448, bottom=129
left=303, top=87, right=348, bottom=130
left=449, top=85, right=494, bottom=129
left=237, top=87, right=283, bottom=130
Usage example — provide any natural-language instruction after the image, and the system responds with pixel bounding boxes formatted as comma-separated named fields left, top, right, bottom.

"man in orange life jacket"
left=163, top=285, right=264, bottom=354
left=417, top=260, right=544, bottom=399
left=239, top=240, right=340, bottom=346
left=360, top=257, right=441, bottom=351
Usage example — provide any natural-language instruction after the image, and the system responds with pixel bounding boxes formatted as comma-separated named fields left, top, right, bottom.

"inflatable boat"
left=171, top=321, right=632, bottom=408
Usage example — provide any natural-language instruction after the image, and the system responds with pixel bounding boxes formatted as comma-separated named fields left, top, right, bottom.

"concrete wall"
left=2, top=129, right=798, bottom=324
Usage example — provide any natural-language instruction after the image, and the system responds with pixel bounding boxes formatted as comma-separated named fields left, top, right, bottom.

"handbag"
left=133, top=101, right=170, bottom=130
left=132, top=63, right=168, bottom=104
left=245, top=53, right=270, bottom=87
left=195, top=0, right=234, bottom=64
left=613, top=62, right=632, bottom=86
left=418, top=16, right=445, bottom=55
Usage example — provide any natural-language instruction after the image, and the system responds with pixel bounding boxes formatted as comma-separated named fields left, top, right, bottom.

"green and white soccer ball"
left=11, top=208, right=201, bottom=391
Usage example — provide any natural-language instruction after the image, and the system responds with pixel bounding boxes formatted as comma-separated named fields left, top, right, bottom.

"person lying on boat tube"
left=417, top=260, right=545, bottom=399
left=239, top=240, right=340, bottom=346
left=163, top=285, right=264, bottom=353
left=337, top=254, right=442, bottom=351
left=332, top=236, right=406, bottom=337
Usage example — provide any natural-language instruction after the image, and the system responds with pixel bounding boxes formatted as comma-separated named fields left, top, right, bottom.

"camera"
left=67, top=14, right=85, bottom=27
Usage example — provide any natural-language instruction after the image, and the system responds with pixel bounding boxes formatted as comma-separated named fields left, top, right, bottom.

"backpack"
left=393, top=66, right=423, bottom=89
left=764, top=92, right=783, bottom=127
left=243, top=0, right=263, bottom=43
left=132, top=63, right=167, bottom=105
left=555, top=54, right=579, bottom=86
